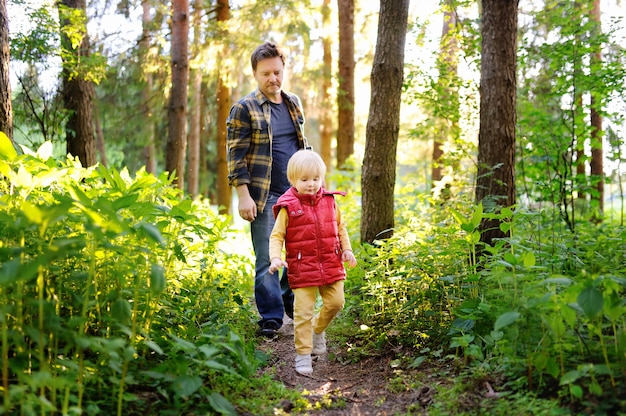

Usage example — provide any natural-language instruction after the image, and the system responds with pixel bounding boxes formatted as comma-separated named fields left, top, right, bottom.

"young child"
left=269, top=150, right=357, bottom=375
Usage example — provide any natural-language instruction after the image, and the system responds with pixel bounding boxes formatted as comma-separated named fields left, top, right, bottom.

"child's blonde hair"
left=287, top=150, right=327, bottom=186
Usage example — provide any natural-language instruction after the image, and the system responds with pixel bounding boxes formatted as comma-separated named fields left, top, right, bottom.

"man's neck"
left=265, top=91, right=283, bottom=104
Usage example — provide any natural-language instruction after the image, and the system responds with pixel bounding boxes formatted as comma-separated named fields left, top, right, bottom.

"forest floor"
left=254, top=317, right=493, bottom=415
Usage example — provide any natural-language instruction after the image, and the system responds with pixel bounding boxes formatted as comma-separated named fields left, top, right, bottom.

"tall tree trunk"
left=432, top=4, right=459, bottom=186
left=216, top=0, right=231, bottom=214
left=141, top=0, right=157, bottom=174
left=476, top=0, right=518, bottom=246
left=59, top=0, right=96, bottom=168
left=360, top=0, right=410, bottom=244
left=0, top=0, right=12, bottom=141
left=166, top=0, right=189, bottom=189
left=336, top=0, right=355, bottom=169
left=319, top=0, right=333, bottom=170
left=187, top=1, right=202, bottom=196
left=94, top=104, right=107, bottom=166
left=590, top=0, right=604, bottom=216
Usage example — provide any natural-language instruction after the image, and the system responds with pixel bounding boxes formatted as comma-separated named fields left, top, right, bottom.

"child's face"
left=294, top=172, right=322, bottom=195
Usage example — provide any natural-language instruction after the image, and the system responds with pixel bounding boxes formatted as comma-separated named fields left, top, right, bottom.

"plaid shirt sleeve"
left=226, top=100, right=253, bottom=188
left=226, top=92, right=273, bottom=209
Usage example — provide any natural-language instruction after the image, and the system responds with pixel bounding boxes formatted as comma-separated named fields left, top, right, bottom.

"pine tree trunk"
left=320, top=0, right=333, bottom=170
left=141, top=0, right=157, bottom=174
left=187, top=2, right=202, bottom=197
left=0, top=0, right=12, bottom=141
left=361, top=0, right=410, bottom=244
left=59, top=0, right=96, bottom=168
left=166, top=0, right=189, bottom=189
left=590, top=0, right=604, bottom=216
left=476, top=0, right=518, bottom=246
left=216, top=0, right=231, bottom=214
left=336, top=0, right=355, bottom=169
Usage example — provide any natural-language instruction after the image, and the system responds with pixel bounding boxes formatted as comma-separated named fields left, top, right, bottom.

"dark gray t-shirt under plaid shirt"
left=269, top=100, right=299, bottom=195
left=226, top=89, right=310, bottom=214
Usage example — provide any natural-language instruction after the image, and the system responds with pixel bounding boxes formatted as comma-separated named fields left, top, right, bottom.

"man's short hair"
left=251, top=41, right=286, bottom=72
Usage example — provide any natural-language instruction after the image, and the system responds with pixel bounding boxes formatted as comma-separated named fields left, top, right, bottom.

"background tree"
left=187, top=0, right=202, bottom=196
left=166, top=0, right=189, bottom=189
left=589, top=0, right=604, bottom=216
left=361, top=0, right=410, bottom=244
left=336, top=0, right=354, bottom=169
left=319, top=0, right=333, bottom=169
left=475, top=0, right=518, bottom=246
left=0, top=0, right=12, bottom=141
left=140, top=0, right=157, bottom=174
left=216, top=0, right=231, bottom=214
left=59, top=0, right=98, bottom=167
left=432, top=3, right=459, bottom=186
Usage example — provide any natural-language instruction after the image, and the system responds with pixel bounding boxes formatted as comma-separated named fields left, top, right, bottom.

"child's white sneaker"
left=295, top=354, right=313, bottom=374
left=312, top=331, right=327, bottom=355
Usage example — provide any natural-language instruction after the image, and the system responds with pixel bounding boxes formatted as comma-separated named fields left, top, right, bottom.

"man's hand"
left=236, top=185, right=257, bottom=222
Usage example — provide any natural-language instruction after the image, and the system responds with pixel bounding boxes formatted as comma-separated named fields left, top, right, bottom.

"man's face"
left=253, top=56, right=284, bottom=100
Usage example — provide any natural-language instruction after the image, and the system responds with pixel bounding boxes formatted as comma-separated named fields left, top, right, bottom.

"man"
left=226, top=41, right=310, bottom=338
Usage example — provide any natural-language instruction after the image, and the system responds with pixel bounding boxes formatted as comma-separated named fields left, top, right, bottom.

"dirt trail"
left=256, top=318, right=436, bottom=415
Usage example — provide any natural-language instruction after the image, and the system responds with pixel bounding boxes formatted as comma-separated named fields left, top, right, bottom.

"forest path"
left=255, top=317, right=439, bottom=415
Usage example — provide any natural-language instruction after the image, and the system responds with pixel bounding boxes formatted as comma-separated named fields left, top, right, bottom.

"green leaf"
left=0, top=132, right=17, bottom=160
left=207, top=392, right=238, bottom=416
left=577, top=287, right=604, bottom=319
left=111, top=298, right=132, bottom=325
left=144, top=340, right=164, bottom=355
left=172, top=375, right=203, bottom=398
left=409, top=356, right=426, bottom=369
left=500, top=206, right=513, bottom=219
left=449, top=207, right=467, bottom=227
left=150, top=264, right=166, bottom=295
left=589, top=381, right=603, bottom=396
left=112, top=194, right=139, bottom=211
left=136, top=222, right=164, bottom=245
left=15, top=165, right=33, bottom=188
left=21, top=201, right=43, bottom=225
left=522, top=251, right=536, bottom=267
left=36, top=141, right=53, bottom=160
left=470, top=202, right=483, bottom=229
left=546, top=357, right=559, bottom=379
left=494, top=311, right=520, bottom=331
left=503, top=252, right=517, bottom=266
left=560, top=370, right=581, bottom=385
left=569, top=384, right=583, bottom=398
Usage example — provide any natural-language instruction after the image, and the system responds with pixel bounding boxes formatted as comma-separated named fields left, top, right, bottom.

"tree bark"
left=166, top=0, right=189, bottom=189
left=360, top=0, right=410, bottom=244
left=59, top=0, right=97, bottom=168
left=475, top=0, right=518, bottom=246
left=590, top=0, right=604, bottom=216
left=0, top=0, right=12, bottom=141
left=336, top=0, right=355, bottom=169
left=216, top=0, right=231, bottom=214
left=319, top=0, right=333, bottom=170
left=141, top=0, right=157, bottom=174
left=187, top=1, right=202, bottom=196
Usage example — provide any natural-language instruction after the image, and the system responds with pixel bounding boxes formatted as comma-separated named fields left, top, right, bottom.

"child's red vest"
left=273, top=187, right=347, bottom=289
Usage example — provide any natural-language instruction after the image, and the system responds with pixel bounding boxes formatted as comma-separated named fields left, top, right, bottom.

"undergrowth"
left=0, top=135, right=300, bottom=415
left=332, top=182, right=626, bottom=414
left=2, top=134, right=625, bottom=415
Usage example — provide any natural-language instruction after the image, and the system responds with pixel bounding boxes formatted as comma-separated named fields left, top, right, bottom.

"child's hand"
left=342, top=250, right=357, bottom=268
left=269, top=257, right=288, bottom=274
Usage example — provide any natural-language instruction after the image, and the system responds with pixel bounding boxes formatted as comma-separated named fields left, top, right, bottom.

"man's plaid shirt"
left=227, top=89, right=310, bottom=213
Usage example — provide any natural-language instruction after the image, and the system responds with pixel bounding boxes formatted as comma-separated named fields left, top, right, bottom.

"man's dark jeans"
left=250, top=193, right=294, bottom=329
